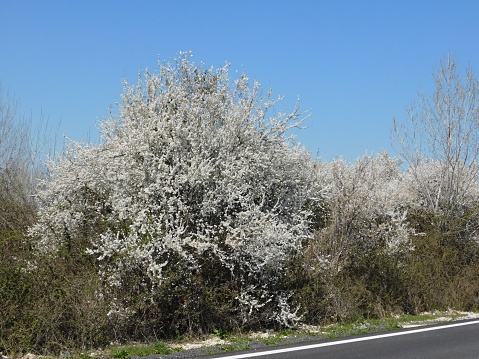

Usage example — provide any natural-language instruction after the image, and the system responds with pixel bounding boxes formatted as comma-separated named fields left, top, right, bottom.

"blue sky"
left=1, top=0, right=479, bottom=161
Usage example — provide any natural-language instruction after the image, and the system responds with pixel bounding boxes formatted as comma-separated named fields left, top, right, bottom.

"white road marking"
left=213, top=320, right=479, bottom=358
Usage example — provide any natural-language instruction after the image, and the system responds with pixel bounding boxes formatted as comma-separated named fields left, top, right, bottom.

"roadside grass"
left=58, top=310, right=477, bottom=359
left=394, top=313, right=442, bottom=323
left=319, top=318, right=401, bottom=339
left=109, top=341, right=184, bottom=359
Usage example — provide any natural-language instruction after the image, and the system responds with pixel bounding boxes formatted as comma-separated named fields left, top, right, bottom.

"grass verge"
left=34, top=309, right=478, bottom=359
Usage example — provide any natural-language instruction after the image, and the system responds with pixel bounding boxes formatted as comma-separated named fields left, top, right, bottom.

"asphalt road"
left=209, top=320, right=479, bottom=359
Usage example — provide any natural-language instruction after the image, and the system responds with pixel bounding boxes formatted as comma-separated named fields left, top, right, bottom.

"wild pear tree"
left=30, top=54, right=320, bottom=328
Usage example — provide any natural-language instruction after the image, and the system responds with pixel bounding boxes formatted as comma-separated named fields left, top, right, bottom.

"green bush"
left=0, top=229, right=111, bottom=355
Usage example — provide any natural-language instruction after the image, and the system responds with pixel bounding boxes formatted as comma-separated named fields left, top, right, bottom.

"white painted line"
left=213, top=320, right=479, bottom=359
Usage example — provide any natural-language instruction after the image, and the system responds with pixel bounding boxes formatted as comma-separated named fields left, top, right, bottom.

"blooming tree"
left=30, top=54, right=320, bottom=327
left=393, top=55, right=479, bottom=218
left=312, top=152, right=412, bottom=274
left=402, top=159, right=479, bottom=243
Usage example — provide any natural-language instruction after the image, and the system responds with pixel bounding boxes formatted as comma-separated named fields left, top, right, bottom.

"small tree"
left=299, top=153, right=412, bottom=321
left=0, top=85, right=62, bottom=354
left=391, top=55, right=479, bottom=314
left=393, top=55, right=479, bottom=222
left=311, top=152, right=411, bottom=271
left=0, top=86, right=38, bottom=230
left=30, top=54, right=320, bottom=331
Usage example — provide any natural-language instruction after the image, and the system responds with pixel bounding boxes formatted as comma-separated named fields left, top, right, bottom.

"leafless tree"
left=393, top=55, right=479, bottom=219
left=0, top=85, right=50, bottom=231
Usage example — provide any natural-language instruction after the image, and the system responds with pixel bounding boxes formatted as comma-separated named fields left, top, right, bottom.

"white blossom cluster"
left=30, top=54, right=320, bottom=326
left=314, top=152, right=413, bottom=273
left=403, top=159, right=479, bottom=244
left=405, top=159, right=479, bottom=216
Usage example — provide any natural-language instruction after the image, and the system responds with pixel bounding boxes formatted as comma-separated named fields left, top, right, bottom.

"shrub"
left=30, top=53, right=321, bottom=336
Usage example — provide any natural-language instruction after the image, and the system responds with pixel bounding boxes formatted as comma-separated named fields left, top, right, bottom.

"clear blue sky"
left=1, top=0, right=479, bottom=161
